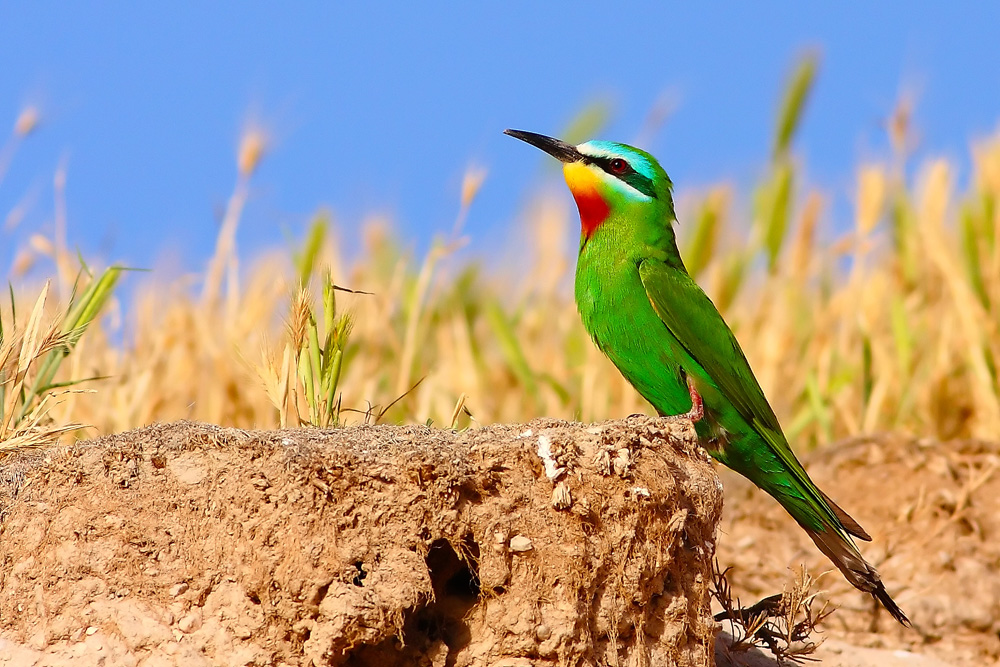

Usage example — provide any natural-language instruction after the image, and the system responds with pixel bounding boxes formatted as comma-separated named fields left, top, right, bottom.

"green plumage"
left=506, top=129, right=909, bottom=626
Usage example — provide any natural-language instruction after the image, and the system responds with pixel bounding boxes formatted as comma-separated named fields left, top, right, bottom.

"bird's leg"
left=683, top=376, right=704, bottom=422
left=655, top=375, right=704, bottom=422
left=628, top=376, right=704, bottom=425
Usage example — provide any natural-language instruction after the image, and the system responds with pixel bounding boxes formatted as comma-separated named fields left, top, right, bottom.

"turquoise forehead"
left=577, top=140, right=665, bottom=182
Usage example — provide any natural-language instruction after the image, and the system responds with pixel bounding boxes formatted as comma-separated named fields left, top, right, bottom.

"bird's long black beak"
left=504, top=129, right=582, bottom=163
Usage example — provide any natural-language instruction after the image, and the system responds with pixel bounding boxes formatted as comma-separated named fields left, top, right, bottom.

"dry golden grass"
left=4, top=80, right=1000, bottom=449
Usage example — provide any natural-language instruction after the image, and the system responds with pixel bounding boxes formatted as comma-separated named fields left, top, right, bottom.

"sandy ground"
left=0, top=421, right=995, bottom=665
left=0, top=418, right=721, bottom=666
left=716, top=433, right=1000, bottom=666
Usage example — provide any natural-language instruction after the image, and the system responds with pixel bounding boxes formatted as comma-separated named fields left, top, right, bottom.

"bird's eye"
left=610, top=158, right=629, bottom=174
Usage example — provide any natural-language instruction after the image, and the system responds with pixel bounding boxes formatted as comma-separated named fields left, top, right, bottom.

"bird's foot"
left=657, top=377, right=704, bottom=423
left=627, top=380, right=704, bottom=430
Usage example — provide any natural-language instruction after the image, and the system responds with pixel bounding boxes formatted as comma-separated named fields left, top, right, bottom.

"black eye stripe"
left=585, top=156, right=658, bottom=199
left=588, top=156, right=634, bottom=175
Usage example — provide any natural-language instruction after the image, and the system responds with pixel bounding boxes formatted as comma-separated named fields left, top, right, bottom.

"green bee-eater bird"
left=505, top=129, right=909, bottom=626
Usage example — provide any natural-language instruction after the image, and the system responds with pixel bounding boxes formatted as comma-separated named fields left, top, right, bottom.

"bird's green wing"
left=638, top=259, right=782, bottom=432
left=640, top=258, right=873, bottom=542
left=639, top=258, right=875, bottom=543
left=638, top=262, right=893, bottom=616
left=637, top=258, right=818, bottom=490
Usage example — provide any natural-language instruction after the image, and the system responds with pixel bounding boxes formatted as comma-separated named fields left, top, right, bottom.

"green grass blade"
left=684, top=193, right=723, bottom=279
left=774, top=53, right=818, bottom=159
left=294, top=214, right=328, bottom=287
left=485, top=302, right=538, bottom=401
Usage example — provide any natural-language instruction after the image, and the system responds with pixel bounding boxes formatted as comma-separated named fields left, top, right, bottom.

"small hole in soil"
left=427, top=536, right=480, bottom=602
left=352, top=561, right=367, bottom=587
left=459, top=484, right=483, bottom=505
left=344, top=536, right=481, bottom=666
left=418, top=536, right=480, bottom=658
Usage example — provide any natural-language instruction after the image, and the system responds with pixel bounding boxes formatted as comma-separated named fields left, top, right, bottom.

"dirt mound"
left=0, top=418, right=722, bottom=666
left=717, top=434, right=1000, bottom=666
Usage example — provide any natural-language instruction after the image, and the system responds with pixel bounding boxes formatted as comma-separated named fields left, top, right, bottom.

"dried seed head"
left=286, top=288, right=312, bottom=352
left=460, top=166, right=487, bottom=209
left=889, top=96, right=911, bottom=156
left=14, top=107, right=39, bottom=137
left=973, top=136, right=1000, bottom=194
left=29, top=233, right=54, bottom=256
left=856, top=166, right=886, bottom=236
left=918, top=160, right=952, bottom=228
left=238, top=128, right=268, bottom=177
left=11, top=248, right=35, bottom=277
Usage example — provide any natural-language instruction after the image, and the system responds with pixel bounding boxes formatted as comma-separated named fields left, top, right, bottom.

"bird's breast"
left=574, top=254, right=701, bottom=419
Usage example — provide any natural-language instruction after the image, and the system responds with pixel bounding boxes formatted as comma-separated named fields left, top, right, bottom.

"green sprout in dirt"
left=0, top=265, right=121, bottom=454
left=290, top=273, right=352, bottom=428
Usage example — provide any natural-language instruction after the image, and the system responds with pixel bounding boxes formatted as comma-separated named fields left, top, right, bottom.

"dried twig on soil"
left=713, top=561, right=832, bottom=664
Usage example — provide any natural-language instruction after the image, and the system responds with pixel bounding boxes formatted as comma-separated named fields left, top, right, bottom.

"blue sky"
left=1, top=3, right=998, bottom=274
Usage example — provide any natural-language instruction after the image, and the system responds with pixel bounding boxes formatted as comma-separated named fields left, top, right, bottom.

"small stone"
left=85, top=626, right=97, bottom=636
left=177, top=613, right=201, bottom=633
left=535, top=624, right=551, bottom=641
left=428, top=640, right=449, bottom=667
left=509, top=535, right=533, bottom=552
left=169, top=582, right=189, bottom=597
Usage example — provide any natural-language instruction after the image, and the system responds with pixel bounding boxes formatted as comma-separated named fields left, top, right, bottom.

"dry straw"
left=3, top=62, right=1000, bottom=451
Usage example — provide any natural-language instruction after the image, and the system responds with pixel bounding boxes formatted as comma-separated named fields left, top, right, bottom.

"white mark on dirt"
left=517, top=429, right=533, bottom=439
left=536, top=435, right=565, bottom=480
left=631, top=487, right=651, bottom=499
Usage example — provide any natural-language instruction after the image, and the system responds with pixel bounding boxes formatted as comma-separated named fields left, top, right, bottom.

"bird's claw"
left=656, top=377, right=704, bottom=424
left=625, top=378, right=703, bottom=427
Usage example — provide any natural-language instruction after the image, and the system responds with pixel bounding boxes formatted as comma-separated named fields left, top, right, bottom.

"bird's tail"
left=805, top=526, right=910, bottom=627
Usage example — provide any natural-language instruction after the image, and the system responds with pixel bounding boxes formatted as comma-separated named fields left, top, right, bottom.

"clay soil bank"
left=0, top=419, right=722, bottom=666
